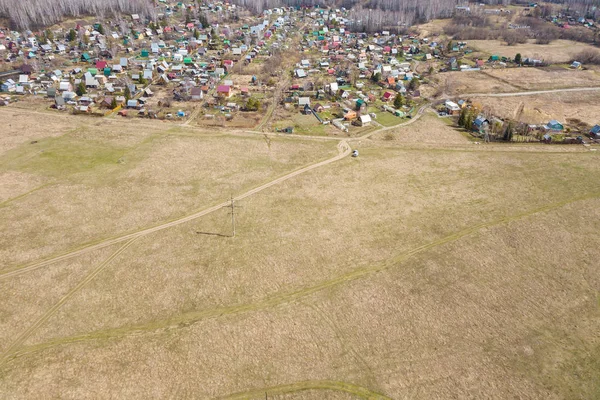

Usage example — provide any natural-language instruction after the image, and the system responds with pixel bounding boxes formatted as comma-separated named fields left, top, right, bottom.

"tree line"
left=0, top=0, right=152, bottom=29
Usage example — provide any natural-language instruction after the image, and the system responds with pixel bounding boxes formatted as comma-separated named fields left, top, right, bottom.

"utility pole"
left=224, top=196, right=241, bottom=237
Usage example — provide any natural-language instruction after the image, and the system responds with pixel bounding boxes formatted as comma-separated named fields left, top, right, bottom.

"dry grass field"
left=467, top=39, right=599, bottom=64
left=432, top=66, right=600, bottom=97
left=0, top=109, right=337, bottom=267
left=1, top=108, right=599, bottom=399
left=473, top=90, right=600, bottom=125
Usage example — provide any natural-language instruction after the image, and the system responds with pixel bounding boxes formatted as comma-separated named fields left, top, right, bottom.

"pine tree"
left=97, top=24, right=105, bottom=35
left=124, top=86, right=131, bottom=101
left=76, top=81, right=86, bottom=96
left=458, top=107, right=467, bottom=127
left=514, top=53, right=522, bottom=65
left=408, top=78, right=419, bottom=91
left=110, top=97, right=118, bottom=109
left=393, top=94, right=404, bottom=109
left=68, top=29, right=77, bottom=42
left=465, top=111, right=474, bottom=131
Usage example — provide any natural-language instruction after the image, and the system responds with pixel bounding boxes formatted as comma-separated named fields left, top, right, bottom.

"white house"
left=359, top=114, right=372, bottom=126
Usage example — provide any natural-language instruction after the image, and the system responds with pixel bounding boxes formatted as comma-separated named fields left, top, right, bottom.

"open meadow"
left=430, top=66, right=600, bottom=98
left=467, top=39, right=599, bottom=64
left=0, top=109, right=599, bottom=399
left=472, top=90, right=600, bottom=125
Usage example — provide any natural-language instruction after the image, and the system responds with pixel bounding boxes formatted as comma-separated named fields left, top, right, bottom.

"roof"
left=217, top=85, right=231, bottom=92
left=590, top=125, right=600, bottom=134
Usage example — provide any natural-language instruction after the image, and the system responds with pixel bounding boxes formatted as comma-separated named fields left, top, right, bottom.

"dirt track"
left=461, top=86, right=600, bottom=97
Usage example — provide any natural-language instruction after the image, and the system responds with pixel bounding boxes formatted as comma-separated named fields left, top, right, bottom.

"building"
left=544, top=120, right=564, bottom=132
left=445, top=100, right=461, bottom=115
left=217, top=85, right=232, bottom=98
left=590, top=124, right=600, bottom=139
left=358, top=114, right=372, bottom=126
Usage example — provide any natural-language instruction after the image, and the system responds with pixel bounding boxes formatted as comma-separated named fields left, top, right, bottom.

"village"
left=2, top=1, right=600, bottom=398
left=0, top=0, right=599, bottom=142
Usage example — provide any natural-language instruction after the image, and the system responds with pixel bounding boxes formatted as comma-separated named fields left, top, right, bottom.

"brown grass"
left=0, top=110, right=337, bottom=267
left=1, top=114, right=599, bottom=399
left=473, top=90, right=600, bottom=125
left=467, top=39, right=600, bottom=64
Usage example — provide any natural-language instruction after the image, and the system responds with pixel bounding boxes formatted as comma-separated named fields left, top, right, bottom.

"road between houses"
left=0, top=102, right=429, bottom=279
left=460, top=86, right=600, bottom=97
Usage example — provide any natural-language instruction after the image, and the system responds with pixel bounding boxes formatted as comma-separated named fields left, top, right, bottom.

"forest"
left=0, top=0, right=152, bottom=29
left=1, top=0, right=599, bottom=31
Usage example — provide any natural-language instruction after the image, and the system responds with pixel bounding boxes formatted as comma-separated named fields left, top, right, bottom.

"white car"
left=351, top=150, right=359, bottom=157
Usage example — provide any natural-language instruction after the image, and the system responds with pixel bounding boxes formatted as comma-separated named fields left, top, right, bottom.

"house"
left=313, top=103, right=324, bottom=113
left=1, top=79, right=16, bottom=92
left=445, top=100, right=461, bottom=115
left=544, top=120, right=564, bottom=132
left=217, top=85, right=232, bottom=98
left=358, top=114, right=372, bottom=126
left=344, top=109, right=357, bottom=120
left=101, top=96, right=115, bottom=108
left=329, top=82, right=338, bottom=94
left=79, top=96, right=93, bottom=106
left=54, top=96, right=65, bottom=109
left=472, top=116, right=489, bottom=133
left=126, top=99, right=139, bottom=109
left=298, top=97, right=311, bottom=106
left=190, top=87, right=203, bottom=101
left=589, top=124, right=600, bottom=139
left=59, top=81, right=72, bottom=91
left=382, top=91, right=394, bottom=102
left=295, top=69, right=307, bottom=78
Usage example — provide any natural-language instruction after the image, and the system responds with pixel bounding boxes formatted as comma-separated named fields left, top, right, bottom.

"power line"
left=223, top=195, right=242, bottom=237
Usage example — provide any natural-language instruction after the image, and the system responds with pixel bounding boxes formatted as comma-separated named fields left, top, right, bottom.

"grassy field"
left=473, top=90, right=600, bottom=125
left=0, top=109, right=338, bottom=267
left=467, top=39, right=599, bottom=64
left=1, top=109, right=599, bottom=399
left=426, top=65, right=600, bottom=99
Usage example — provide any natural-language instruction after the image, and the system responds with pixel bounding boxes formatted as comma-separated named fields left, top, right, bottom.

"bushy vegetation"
left=575, top=49, right=600, bottom=64
left=0, top=0, right=152, bottom=29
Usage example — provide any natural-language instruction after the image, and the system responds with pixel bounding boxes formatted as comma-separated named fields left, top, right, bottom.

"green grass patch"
left=375, top=111, right=403, bottom=127
left=0, top=134, right=129, bottom=180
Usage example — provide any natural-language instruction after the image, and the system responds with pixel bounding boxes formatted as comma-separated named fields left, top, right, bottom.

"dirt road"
left=462, top=86, right=600, bottom=97
left=0, top=140, right=351, bottom=279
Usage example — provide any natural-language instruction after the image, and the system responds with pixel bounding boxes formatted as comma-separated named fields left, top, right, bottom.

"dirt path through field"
left=461, top=86, right=600, bottom=97
left=217, top=380, right=393, bottom=399
left=9, top=190, right=599, bottom=362
left=0, top=140, right=350, bottom=279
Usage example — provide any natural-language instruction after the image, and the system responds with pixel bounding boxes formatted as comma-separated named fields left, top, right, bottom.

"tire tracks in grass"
left=215, top=380, right=393, bottom=400
left=303, top=301, right=378, bottom=387
left=0, top=140, right=350, bottom=280
left=8, top=191, right=599, bottom=363
left=0, top=238, right=139, bottom=368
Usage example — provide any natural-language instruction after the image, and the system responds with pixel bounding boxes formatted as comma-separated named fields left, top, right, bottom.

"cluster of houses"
left=0, top=1, right=298, bottom=117
left=443, top=99, right=600, bottom=143
left=268, top=8, right=441, bottom=131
